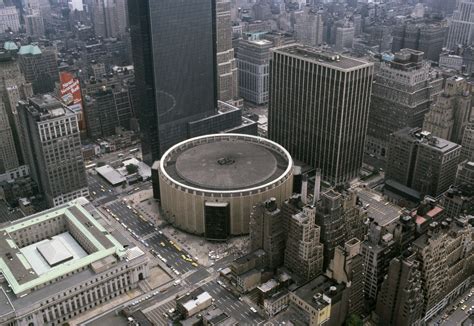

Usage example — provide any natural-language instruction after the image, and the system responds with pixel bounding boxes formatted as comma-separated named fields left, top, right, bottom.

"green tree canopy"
left=126, top=164, right=139, bottom=174
left=345, top=314, right=363, bottom=326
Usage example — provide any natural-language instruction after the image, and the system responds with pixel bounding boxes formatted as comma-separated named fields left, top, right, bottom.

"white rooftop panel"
left=37, top=238, right=73, bottom=267
left=20, top=232, right=88, bottom=275
left=95, top=165, right=126, bottom=185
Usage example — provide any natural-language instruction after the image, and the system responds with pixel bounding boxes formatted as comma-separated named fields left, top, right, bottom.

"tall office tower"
left=369, top=25, right=393, bottom=53
left=84, top=86, right=133, bottom=139
left=0, top=101, right=19, bottom=173
left=38, top=0, right=50, bottom=24
left=375, top=253, right=424, bottom=326
left=442, top=185, right=474, bottom=218
left=461, top=122, right=474, bottom=161
left=249, top=198, right=285, bottom=269
left=386, top=127, right=462, bottom=197
left=284, top=205, right=323, bottom=282
left=456, top=160, right=474, bottom=187
left=21, top=0, right=38, bottom=17
left=128, top=0, right=218, bottom=164
left=366, top=49, right=441, bottom=161
left=446, top=0, right=474, bottom=50
left=0, top=5, right=20, bottom=32
left=392, top=22, right=446, bottom=62
left=24, top=12, right=44, bottom=38
left=294, top=7, right=324, bottom=47
left=462, top=46, right=474, bottom=74
left=326, top=238, right=365, bottom=316
left=18, top=44, right=59, bottom=94
left=92, top=0, right=128, bottom=38
left=18, top=95, right=89, bottom=207
left=361, top=221, right=397, bottom=309
left=334, top=21, right=354, bottom=51
left=423, top=76, right=471, bottom=144
left=23, top=0, right=40, bottom=12
left=116, top=0, right=128, bottom=38
left=236, top=38, right=272, bottom=105
left=352, top=14, right=362, bottom=36
left=393, top=214, right=417, bottom=254
left=69, top=0, right=83, bottom=11
left=104, top=2, right=118, bottom=38
left=91, top=0, right=106, bottom=37
left=216, top=0, right=238, bottom=102
left=412, top=3, right=425, bottom=18
left=88, top=62, right=106, bottom=79
left=413, top=220, right=473, bottom=321
left=315, top=189, right=367, bottom=268
left=252, top=0, right=272, bottom=21
left=269, top=45, right=373, bottom=184
left=0, top=49, right=33, bottom=167
left=427, top=0, right=457, bottom=15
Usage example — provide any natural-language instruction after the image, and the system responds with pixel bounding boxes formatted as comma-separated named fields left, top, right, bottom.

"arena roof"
left=161, top=134, right=292, bottom=193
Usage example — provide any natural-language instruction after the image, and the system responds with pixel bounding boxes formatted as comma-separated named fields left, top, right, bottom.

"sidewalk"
left=160, top=225, right=249, bottom=267
left=71, top=288, right=141, bottom=325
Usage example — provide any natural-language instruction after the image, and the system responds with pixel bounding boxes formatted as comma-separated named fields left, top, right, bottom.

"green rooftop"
left=18, top=44, right=42, bottom=56
left=0, top=200, right=126, bottom=296
left=3, top=41, right=18, bottom=51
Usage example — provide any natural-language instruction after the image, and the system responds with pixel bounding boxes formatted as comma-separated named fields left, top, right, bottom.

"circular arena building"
left=158, top=134, right=293, bottom=240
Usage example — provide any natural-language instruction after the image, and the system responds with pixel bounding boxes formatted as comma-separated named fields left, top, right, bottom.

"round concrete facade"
left=158, top=134, right=293, bottom=238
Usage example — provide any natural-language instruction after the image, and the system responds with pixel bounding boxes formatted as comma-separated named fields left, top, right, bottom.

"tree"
left=126, top=164, right=139, bottom=174
left=345, top=314, right=363, bottom=326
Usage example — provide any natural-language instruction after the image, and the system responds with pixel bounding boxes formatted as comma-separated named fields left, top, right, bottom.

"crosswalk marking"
left=145, top=300, right=175, bottom=325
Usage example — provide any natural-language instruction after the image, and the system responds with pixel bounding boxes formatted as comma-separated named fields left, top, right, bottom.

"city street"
left=87, top=173, right=117, bottom=204
left=106, top=201, right=155, bottom=237
left=125, top=264, right=261, bottom=325
left=429, top=288, right=474, bottom=326
left=104, top=200, right=197, bottom=275
left=82, top=252, right=244, bottom=326
left=86, top=185, right=262, bottom=326
left=142, top=299, right=176, bottom=325
left=201, top=280, right=265, bottom=324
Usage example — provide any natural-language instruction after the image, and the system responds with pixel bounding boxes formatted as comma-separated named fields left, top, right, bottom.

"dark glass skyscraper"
left=128, top=0, right=217, bottom=164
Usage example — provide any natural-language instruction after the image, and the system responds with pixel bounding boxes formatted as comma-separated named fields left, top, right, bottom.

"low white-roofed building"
left=177, top=290, right=212, bottom=318
left=120, top=157, right=151, bottom=180
left=95, top=165, right=126, bottom=186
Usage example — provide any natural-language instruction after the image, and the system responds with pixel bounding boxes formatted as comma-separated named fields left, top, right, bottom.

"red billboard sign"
left=59, top=72, right=85, bottom=130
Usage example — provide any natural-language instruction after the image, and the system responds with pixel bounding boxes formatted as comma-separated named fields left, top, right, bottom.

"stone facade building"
left=423, top=76, right=471, bottom=144
left=366, top=49, right=442, bottom=161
